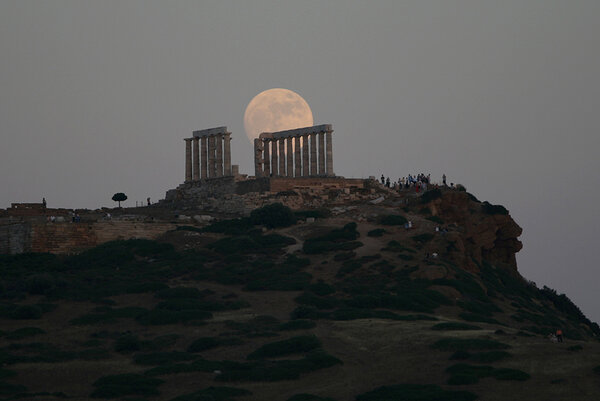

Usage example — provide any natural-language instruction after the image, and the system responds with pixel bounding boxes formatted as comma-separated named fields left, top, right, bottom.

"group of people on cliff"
left=380, top=173, right=454, bottom=193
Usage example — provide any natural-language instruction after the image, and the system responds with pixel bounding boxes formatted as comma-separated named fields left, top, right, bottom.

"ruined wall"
left=0, top=221, right=177, bottom=255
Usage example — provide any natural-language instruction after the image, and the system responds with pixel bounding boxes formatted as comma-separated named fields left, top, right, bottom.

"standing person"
left=556, top=329, right=563, bottom=343
left=385, top=177, right=390, bottom=187
left=381, top=174, right=385, bottom=185
left=442, top=174, right=447, bottom=186
left=42, top=198, right=47, bottom=208
left=147, top=197, right=151, bottom=206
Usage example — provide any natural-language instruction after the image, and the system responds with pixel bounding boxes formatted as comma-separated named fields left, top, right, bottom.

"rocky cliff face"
left=427, top=191, right=522, bottom=273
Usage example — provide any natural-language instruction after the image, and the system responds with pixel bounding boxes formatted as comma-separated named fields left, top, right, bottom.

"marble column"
left=263, top=139, right=270, bottom=176
left=215, top=134, right=223, bottom=177
left=184, top=138, right=192, bottom=182
left=302, top=134, right=309, bottom=177
left=208, top=135, right=216, bottom=178
left=200, top=136, right=208, bottom=180
left=223, top=132, right=231, bottom=176
left=310, top=133, right=317, bottom=176
left=193, top=137, right=200, bottom=181
left=278, top=138, right=285, bottom=176
left=294, top=136, right=301, bottom=177
left=326, top=130, right=334, bottom=176
left=318, top=132, right=325, bottom=176
left=254, top=138, right=263, bottom=177
left=271, top=139, right=278, bottom=176
left=286, top=137, right=293, bottom=177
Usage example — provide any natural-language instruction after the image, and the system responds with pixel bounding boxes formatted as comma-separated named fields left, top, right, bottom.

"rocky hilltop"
left=0, top=185, right=598, bottom=401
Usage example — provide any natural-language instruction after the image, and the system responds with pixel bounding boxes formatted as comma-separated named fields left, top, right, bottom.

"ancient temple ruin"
left=253, top=124, right=334, bottom=178
left=184, top=126, right=233, bottom=182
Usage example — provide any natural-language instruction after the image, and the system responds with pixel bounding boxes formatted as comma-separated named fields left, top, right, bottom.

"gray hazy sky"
left=1, top=1, right=599, bottom=322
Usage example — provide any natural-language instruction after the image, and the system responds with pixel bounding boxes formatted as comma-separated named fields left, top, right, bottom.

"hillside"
left=0, top=188, right=599, bottom=401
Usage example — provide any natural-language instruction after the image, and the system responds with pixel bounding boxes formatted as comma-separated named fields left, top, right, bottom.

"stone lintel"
left=260, top=124, right=333, bottom=139
left=193, top=126, right=229, bottom=138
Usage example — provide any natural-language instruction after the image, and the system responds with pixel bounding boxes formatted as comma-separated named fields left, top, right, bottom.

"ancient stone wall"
left=0, top=221, right=177, bottom=255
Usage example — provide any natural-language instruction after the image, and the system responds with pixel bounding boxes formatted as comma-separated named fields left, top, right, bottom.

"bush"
left=481, top=201, right=508, bottom=215
left=0, top=381, right=27, bottom=395
left=250, top=203, right=296, bottom=228
left=4, top=327, right=46, bottom=340
left=468, top=351, right=511, bottom=363
left=134, top=352, right=196, bottom=366
left=155, top=287, right=205, bottom=299
left=202, top=218, right=254, bottom=235
left=356, top=384, right=477, bottom=401
left=421, top=189, right=443, bottom=203
left=287, top=394, right=336, bottom=401
left=432, top=338, right=510, bottom=351
left=379, top=215, right=408, bottom=226
left=91, top=373, right=163, bottom=398
left=431, top=323, right=482, bottom=331
left=309, top=282, right=336, bottom=296
left=294, top=209, right=331, bottom=220
left=367, top=229, right=386, bottom=237
left=411, top=233, right=434, bottom=244
left=188, top=337, right=242, bottom=353
left=114, top=334, right=142, bottom=353
left=247, top=336, right=321, bottom=359
left=446, top=363, right=529, bottom=385
left=278, top=320, right=317, bottom=331
left=170, top=386, right=252, bottom=401
left=9, top=305, right=43, bottom=320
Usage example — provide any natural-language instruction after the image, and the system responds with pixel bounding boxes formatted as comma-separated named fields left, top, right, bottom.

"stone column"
left=326, top=130, right=334, bottom=176
left=193, top=137, right=200, bottom=181
left=278, top=138, right=286, bottom=176
left=294, top=136, right=301, bottom=177
left=254, top=138, right=263, bottom=177
left=200, top=136, right=208, bottom=180
left=318, top=132, right=325, bottom=176
left=263, top=139, right=270, bottom=176
left=215, top=134, right=223, bottom=177
left=310, top=133, right=317, bottom=176
left=302, top=134, right=309, bottom=177
left=208, top=135, right=216, bottom=178
left=185, top=138, right=192, bottom=182
left=271, top=139, right=278, bottom=176
left=286, top=137, right=293, bottom=177
left=223, top=132, right=231, bottom=176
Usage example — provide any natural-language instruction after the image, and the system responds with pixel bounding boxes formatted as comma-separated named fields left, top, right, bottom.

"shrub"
left=468, top=351, right=511, bottom=363
left=491, top=368, right=530, bottom=381
left=188, top=337, right=243, bottom=353
left=114, top=334, right=142, bottom=353
left=0, top=369, right=17, bottom=380
left=0, top=381, right=27, bottom=395
left=155, top=287, right=205, bottom=299
left=170, top=386, right=252, bottom=401
left=379, top=215, right=408, bottom=226
left=333, top=252, right=356, bottom=262
left=134, top=352, right=196, bottom=366
left=278, top=320, right=317, bottom=331
left=421, top=189, right=443, bottom=203
left=91, top=373, right=163, bottom=398
left=309, top=282, right=336, bottom=296
left=432, top=338, right=510, bottom=351
left=247, top=336, right=321, bottom=359
left=295, top=292, right=338, bottom=310
left=446, top=363, right=529, bottom=384
left=202, top=218, right=254, bottom=235
left=9, top=305, right=43, bottom=320
left=411, top=233, right=434, bottom=244
left=356, top=384, right=477, bottom=401
left=294, top=209, right=331, bottom=220
left=481, top=202, right=508, bottom=215
left=136, top=309, right=212, bottom=325
left=367, top=228, right=386, bottom=237
left=250, top=203, right=296, bottom=228
left=431, top=323, right=482, bottom=331
left=4, top=327, right=46, bottom=340
left=287, top=394, right=336, bottom=401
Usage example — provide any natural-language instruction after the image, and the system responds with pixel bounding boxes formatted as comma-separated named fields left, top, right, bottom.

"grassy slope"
left=0, top=203, right=599, bottom=401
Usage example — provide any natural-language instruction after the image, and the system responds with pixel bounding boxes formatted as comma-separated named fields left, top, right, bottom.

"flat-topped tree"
left=112, top=192, right=127, bottom=208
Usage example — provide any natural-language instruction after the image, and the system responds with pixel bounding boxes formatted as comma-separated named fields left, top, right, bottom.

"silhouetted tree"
left=112, top=192, right=127, bottom=208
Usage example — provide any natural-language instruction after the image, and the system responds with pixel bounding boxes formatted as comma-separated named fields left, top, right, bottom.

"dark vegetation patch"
left=420, top=189, right=443, bottom=203
left=134, top=351, right=196, bottom=366
left=188, top=337, right=243, bottom=353
left=356, top=383, right=477, bottom=401
left=303, top=223, right=362, bottom=254
left=411, top=233, right=434, bottom=245
left=250, top=203, right=296, bottom=228
left=431, top=338, right=510, bottom=351
left=2, top=327, right=46, bottom=340
left=294, top=209, right=331, bottom=220
left=378, top=215, right=408, bottom=226
left=278, top=319, right=317, bottom=331
left=449, top=350, right=511, bottom=363
left=431, top=323, right=482, bottom=331
left=246, top=336, right=321, bottom=359
left=287, top=394, right=336, bottom=401
left=567, top=345, right=583, bottom=352
left=208, top=233, right=296, bottom=255
left=367, top=229, right=386, bottom=237
left=91, top=373, right=163, bottom=398
left=481, top=202, right=509, bottom=215
left=426, top=215, right=445, bottom=224
left=170, top=386, right=252, bottom=401
left=446, top=363, right=530, bottom=385
left=0, top=381, right=27, bottom=396
left=145, top=350, right=341, bottom=382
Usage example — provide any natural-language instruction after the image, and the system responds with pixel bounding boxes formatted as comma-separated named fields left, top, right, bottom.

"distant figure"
left=385, top=177, right=390, bottom=187
left=42, top=197, right=47, bottom=208
left=106, top=212, right=111, bottom=220
left=408, top=220, right=413, bottom=229
left=432, top=252, right=438, bottom=258
left=443, top=174, right=447, bottom=186
left=380, top=174, right=385, bottom=185
left=556, top=329, right=563, bottom=343
left=147, top=197, right=151, bottom=206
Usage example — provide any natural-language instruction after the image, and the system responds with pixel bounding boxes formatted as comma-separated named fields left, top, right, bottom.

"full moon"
left=244, top=88, right=314, bottom=141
